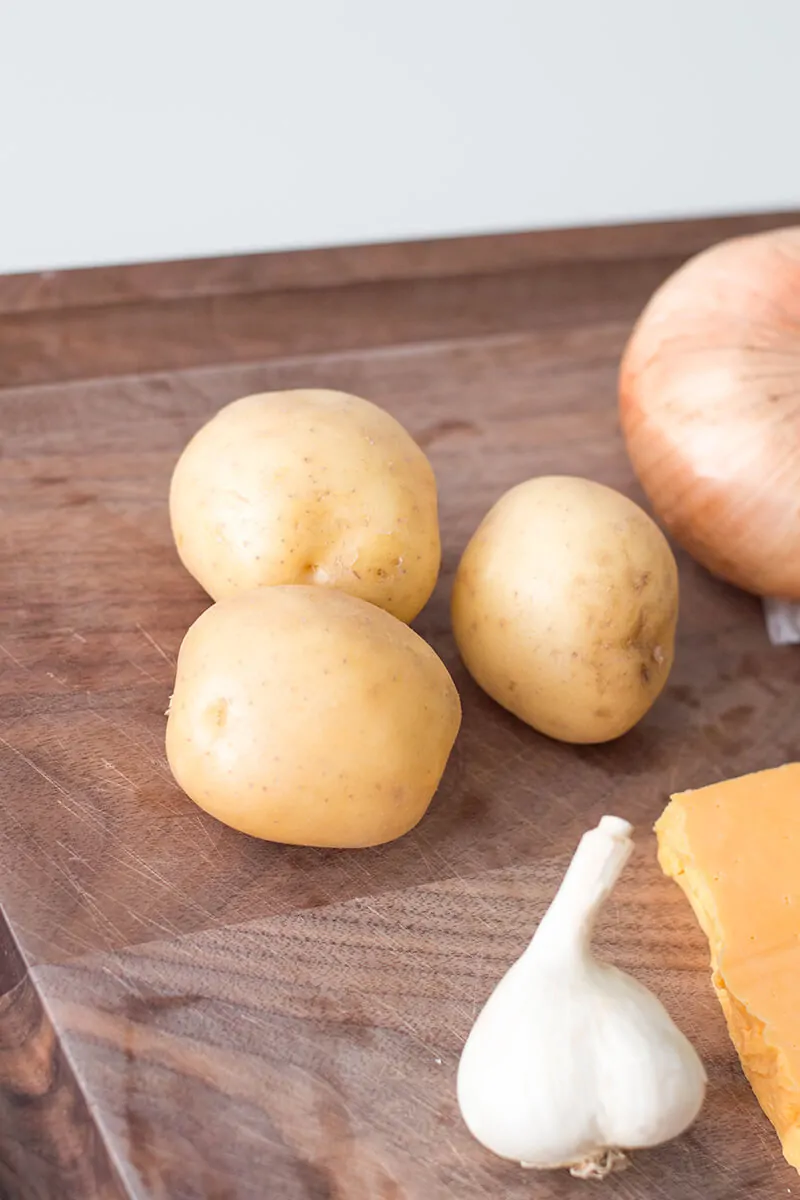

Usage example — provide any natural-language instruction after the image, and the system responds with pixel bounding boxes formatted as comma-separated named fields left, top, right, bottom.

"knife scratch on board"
left=135, top=622, right=176, bottom=666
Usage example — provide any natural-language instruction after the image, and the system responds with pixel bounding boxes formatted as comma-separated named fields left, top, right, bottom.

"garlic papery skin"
left=456, top=816, right=707, bottom=1177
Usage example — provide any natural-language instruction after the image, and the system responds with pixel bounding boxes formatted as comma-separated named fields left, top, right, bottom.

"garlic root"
left=569, top=1149, right=629, bottom=1180
left=457, top=815, right=707, bottom=1174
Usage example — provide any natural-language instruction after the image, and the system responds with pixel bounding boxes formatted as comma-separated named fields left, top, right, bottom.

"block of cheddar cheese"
left=656, top=763, right=800, bottom=1171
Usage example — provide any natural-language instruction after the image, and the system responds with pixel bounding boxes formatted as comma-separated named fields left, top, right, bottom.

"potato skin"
left=166, top=586, right=461, bottom=847
left=169, top=389, right=440, bottom=623
left=451, top=476, right=678, bottom=744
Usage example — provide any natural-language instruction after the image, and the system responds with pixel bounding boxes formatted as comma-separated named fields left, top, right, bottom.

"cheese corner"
left=656, top=763, right=800, bottom=1172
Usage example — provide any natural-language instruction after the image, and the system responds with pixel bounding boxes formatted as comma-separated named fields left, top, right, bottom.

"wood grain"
left=0, top=257, right=680, bottom=389
left=34, top=852, right=793, bottom=1200
left=1, top=213, right=799, bottom=1198
left=0, top=921, right=126, bottom=1200
left=0, top=209, right=795, bottom=316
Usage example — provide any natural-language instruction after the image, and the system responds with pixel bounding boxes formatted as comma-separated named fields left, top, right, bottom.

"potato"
left=169, top=389, right=440, bottom=622
left=451, top=476, right=678, bottom=743
left=166, top=586, right=461, bottom=847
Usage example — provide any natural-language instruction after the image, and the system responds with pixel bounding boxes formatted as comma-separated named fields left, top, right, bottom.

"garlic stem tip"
left=598, top=814, right=633, bottom=839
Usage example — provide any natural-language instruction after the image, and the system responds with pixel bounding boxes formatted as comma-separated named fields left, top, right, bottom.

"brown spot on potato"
left=206, top=698, right=228, bottom=729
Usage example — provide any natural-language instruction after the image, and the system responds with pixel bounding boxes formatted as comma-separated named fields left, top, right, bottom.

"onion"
left=619, top=226, right=800, bottom=599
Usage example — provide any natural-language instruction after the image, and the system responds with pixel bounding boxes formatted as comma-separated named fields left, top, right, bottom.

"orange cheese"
left=656, top=763, right=800, bottom=1171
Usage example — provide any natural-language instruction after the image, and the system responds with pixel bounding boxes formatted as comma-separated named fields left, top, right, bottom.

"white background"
left=1, top=1, right=799, bottom=274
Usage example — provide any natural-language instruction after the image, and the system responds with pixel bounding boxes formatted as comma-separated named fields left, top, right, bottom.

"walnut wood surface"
left=0, top=210, right=795, bottom=317
left=1, top=213, right=799, bottom=1197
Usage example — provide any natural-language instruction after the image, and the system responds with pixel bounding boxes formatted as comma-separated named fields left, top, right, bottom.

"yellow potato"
left=169, top=389, right=440, bottom=622
left=166, top=586, right=461, bottom=847
left=451, top=476, right=678, bottom=744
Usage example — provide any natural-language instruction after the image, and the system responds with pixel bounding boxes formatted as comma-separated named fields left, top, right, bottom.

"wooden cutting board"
left=1, top=212, right=799, bottom=1200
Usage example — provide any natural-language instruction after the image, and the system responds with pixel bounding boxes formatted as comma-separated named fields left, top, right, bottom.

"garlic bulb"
left=457, top=816, right=706, bottom=1178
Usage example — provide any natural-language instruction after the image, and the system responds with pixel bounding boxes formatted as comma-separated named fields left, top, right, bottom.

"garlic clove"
left=590, top=965, right=707, bottom=1150
left=459, top=955, right=603, bottom=1168
left=457, top=815, right=706, bottom=1173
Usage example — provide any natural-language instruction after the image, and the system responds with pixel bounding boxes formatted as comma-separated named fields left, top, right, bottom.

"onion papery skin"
left=619, top=227, right=800, bottom=599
